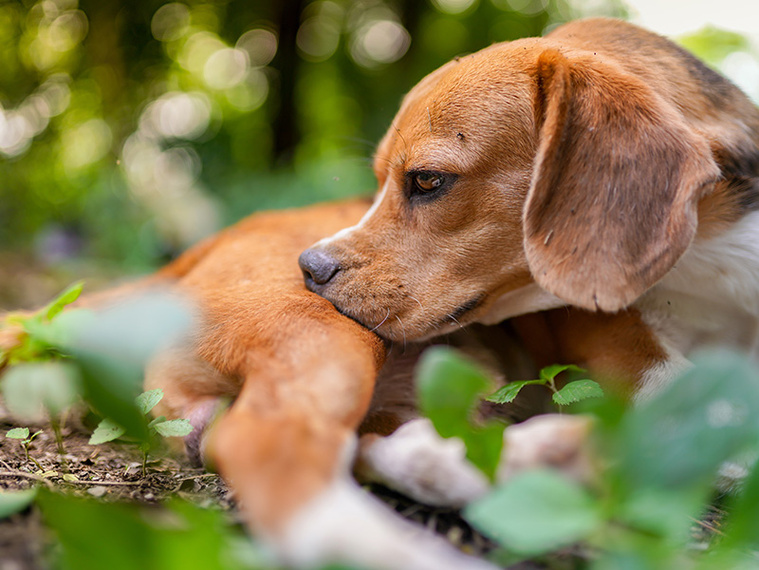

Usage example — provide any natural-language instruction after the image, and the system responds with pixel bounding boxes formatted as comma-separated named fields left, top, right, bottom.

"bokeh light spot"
left=179, top=31, right=226, bottom=75
left=432, top=0, right=478, bottom=15
left=236, top=28, right=278, bottom=67
left=151, top=3, right=191, bottom=42
left=60, top=118, right=112, bottom=172
left=139, top=91, right=212, bottom=140
left=297, top=17, right=341, bottom=61
left=350, top=19, right=410, bottom=68
left=47, top=10, right=88, bottom=52
left=225, top=68, right=269, bottom=111
left=203, top=48, right=249, bottom=90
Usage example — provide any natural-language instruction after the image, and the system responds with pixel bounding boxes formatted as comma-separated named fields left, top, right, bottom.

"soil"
left=0, top=401, right=235, bottom=570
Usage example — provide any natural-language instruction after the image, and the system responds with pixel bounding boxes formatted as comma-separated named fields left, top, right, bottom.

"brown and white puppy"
left=300, top=17, right=759, bottom=397
left=4, top=16, right=757, bottom=570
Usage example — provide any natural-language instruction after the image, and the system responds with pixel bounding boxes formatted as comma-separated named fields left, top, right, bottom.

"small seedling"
left=6, top=427, right=44, bottom=471
left=89, top=388, right=193, bottom=475
left=486, top=364, right=604, bottom=409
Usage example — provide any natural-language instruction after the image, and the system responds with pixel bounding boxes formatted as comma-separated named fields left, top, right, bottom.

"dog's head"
left=299, top=30, right=720, bottom=342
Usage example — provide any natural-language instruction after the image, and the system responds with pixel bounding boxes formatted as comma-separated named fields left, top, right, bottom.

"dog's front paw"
left=356, top=418, right=490, bottom=507
left=278, top=479, right=497, bottom=570
left=499, top=414, right=595, bottom=484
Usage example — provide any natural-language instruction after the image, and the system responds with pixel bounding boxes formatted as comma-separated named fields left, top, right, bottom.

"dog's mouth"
left=328, top=291, right=486, bottom=343
left=424, top=293, right=484, bottom=330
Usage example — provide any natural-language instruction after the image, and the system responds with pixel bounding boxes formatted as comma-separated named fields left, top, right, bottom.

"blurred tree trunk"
left=271, top=0, right=305, bottom=165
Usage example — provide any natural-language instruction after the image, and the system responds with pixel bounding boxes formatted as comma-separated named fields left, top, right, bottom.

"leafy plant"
left=5, top=427, right=44, bottom=471
left=0, top=281, right=86, bottom=368
left=90, top=388, right=193, bottom=475
left=416, top=347, right=507, bottom=482
left=36, top=489, right=263, bottom=570
left=459, top=350, right=759, bottom=568
left=487, top=363, right=604, bottom=408
left=0, top=488, right=38, bottom=519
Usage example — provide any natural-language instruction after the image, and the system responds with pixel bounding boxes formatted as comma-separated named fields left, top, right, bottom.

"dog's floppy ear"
left=524, top=49, right=719, bottom=312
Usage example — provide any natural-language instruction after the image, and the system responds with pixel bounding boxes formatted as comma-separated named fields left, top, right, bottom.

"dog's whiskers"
left=408, top=295, right=424, bottom=312
left=447, top=314, right=464, bottom=330
left=369, top=308, right=391, bottom=333
left=395, top=315, right=407, bottom=351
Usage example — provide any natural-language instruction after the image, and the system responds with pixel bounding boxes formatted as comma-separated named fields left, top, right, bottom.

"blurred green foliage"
left=462, top=349, right=759, bottom=569
left=0, top=0, right=629, bottom=279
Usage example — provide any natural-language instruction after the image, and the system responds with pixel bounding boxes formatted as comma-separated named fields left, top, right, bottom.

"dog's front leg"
left=203, top=309, right=494, bottom=570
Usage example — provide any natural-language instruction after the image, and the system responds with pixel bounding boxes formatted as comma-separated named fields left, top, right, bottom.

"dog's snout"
left=299, top=248, right=341, bottom=288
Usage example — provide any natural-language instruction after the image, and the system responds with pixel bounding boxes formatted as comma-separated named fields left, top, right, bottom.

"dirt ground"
left=0, top=400, right=235, bottom=570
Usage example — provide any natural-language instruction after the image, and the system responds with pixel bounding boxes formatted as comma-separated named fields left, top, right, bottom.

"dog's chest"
left=639, top=210, right=759, bottom=360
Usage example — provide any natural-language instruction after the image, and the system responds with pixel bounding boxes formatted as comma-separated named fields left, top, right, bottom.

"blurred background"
left=1, top=0, right=757, bottom=309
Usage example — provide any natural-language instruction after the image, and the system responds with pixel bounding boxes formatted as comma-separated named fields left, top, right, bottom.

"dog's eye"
left=406, top=169, right=457, bottom=201
left=413, top=171, right=445, bottom=192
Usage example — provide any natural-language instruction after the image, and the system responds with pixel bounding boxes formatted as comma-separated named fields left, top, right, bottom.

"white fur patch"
left=633, top=344, right=692, bottom=403
left=358, top=418, right=490, bottom=506
left=498, top=414, right=594, bottom=484
left=642, top=211, right=759, bottom=359
left=479, top=282, right=565, bottom=324
left=280, top=477, right=496, bottom=570
left=313, top=180, right=389, bottom=248
left=633, top=210, right=759, bottom=397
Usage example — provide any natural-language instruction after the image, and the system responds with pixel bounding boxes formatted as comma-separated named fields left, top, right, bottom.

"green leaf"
left=486, top=379, right=546, bottom=404
left=152, top=419, right=194, bottom=438
left=552, top=379, right=604, bottom=406
left=417, top=347, right=506, bottom=480
left=0, top=488, right=38, bottom=519
left=36, top=489, right=253, bottom=570
left=24, top=308, right=96, bottom=351
left=44, top=281, right=85, bottom=321
left=616, top=349, right=759, bottom=493
left=6, top=427, right=30, bottom=440
left=464, top=469, right=601, bottom=555
left=1, top=361, right=81, bottom=421
left=148, top=415, right=167, bottom=429
left=539, top=364, right=586, bottom=383
left=136, top=389, right=164, bottom=415
left=89, top=418, right=126, bottom=445
left=66, top=291, right=195, bottom=442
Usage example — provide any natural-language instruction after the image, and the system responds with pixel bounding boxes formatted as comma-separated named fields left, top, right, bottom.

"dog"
left=299, top=17, right=759, bottom=401
left=3, top=15, right=758, bottom=570
left=2, top=198, right=587, bottom=570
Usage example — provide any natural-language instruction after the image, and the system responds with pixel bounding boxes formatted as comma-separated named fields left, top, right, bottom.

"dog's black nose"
left=298, top=248, right=341, bottom=287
